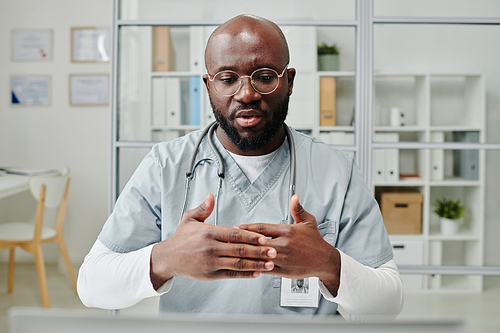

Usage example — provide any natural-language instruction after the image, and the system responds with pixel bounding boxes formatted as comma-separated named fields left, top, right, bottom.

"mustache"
left=229, top=103, right=265, bottom=120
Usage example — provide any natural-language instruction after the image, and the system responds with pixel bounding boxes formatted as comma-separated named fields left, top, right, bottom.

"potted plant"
left=317, top=43, right=340, bottom=71
left=433, top=198, right=465, bottom=235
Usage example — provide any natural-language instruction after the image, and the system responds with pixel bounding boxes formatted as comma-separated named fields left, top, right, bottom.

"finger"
left=235, top=223, right=284, bottom=238
left=216, top=242, right=277, bottom=260
left=213, top=226, right=269, bottom=246
left=217, top=257, right=275, bottom=272
left=209, top=270, right=262, bottom=279
left=181, top=193, right=214, bottom=223
left=289, top=194, right=314, bottom=224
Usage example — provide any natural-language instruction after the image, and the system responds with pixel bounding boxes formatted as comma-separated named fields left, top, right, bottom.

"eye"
left=216, top=72, right=239, bottom=85
left=254, top=71, right=277, bottom=83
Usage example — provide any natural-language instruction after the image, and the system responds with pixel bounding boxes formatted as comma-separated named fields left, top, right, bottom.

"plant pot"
left=440, top=217, right=460, bottom=235
left=318, top=54, right=339, bottom=71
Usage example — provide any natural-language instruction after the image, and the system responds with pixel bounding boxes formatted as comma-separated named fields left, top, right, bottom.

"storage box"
left=381, top=192, right=423, bottom=234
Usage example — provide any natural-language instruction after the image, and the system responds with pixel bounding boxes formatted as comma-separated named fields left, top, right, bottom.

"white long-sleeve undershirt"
left=77, top=239, right=403, bottom=318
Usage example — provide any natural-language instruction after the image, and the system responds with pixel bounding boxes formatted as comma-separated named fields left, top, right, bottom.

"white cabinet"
left=373, top=73, right=485, bottom=293
left=391, top=240, right=424, bottom=290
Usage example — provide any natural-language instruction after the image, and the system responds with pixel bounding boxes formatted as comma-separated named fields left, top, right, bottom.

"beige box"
left=381, top=192, right=423, bottom=234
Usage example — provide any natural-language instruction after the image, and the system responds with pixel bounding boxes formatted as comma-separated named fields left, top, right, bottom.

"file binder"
left=453, top=131, right=479, bottom=180
left=165, top=77, right=181, bottom=126
left=189, top=76, right=201, bottom=125
left=151, top=77, right=165, bottom=126
left=320, top=77, right=336, bottom=126
left=152, top=26, right=176, bottom=72
left=430, top=132, right=444, bottom=180
left=373, top=133, right=399, bottom=183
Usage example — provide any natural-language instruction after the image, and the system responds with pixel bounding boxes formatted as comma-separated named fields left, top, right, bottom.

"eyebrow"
left=213, top=64, right=281, bottom=74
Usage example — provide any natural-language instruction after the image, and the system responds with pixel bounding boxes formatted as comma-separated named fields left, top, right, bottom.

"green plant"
left=317, top=43, right=340, bottom=55
left=433, top=198, right=465, bottom=220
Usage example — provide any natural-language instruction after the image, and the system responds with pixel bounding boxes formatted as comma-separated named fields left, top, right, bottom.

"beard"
left=211, top=94, right=289, bottom=153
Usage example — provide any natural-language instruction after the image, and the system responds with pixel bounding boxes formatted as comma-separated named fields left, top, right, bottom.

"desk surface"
left=0, top=173, right=29, bottom=199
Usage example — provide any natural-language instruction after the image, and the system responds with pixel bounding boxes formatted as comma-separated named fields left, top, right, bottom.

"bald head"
left=204, top=15, right=290, bottom=72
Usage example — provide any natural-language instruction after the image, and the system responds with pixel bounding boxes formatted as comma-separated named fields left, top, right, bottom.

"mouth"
left=234, top=110, right=263, bottom=128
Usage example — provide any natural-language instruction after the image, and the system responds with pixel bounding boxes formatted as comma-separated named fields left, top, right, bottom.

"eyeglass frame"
left=206, top=64, right=289, bottom=96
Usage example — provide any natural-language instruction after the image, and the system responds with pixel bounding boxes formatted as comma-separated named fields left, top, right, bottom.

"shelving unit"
left=112, top=1, right=489, bottom=294
left=373, top=73, right=485, bottom=293
left=145, top=25, right=358, bottom=146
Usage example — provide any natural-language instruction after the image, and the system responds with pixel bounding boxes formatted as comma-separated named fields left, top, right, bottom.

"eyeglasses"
left=207, top=65, right=288, bottom=96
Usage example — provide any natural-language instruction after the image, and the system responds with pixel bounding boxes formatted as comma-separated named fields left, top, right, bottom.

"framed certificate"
left=69, top=74, right=109, bottom=106
left=12, top=30, right=53, bottom=60
left=71, top=27, right=111, bottom=62
left=11, top=76, right=51, bottom=106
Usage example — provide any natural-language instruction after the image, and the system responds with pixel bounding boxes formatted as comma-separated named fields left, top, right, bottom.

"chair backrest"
left=29, top=175, right=70, bottom=209
left=59, top=166, right=71, bottom=177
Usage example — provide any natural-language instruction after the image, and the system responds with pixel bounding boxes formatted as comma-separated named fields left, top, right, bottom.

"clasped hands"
left=150, top=193, right=340, bottom=295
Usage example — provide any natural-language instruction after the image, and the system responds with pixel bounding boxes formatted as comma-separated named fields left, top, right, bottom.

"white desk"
left=0, top=173, right=30, bottom=199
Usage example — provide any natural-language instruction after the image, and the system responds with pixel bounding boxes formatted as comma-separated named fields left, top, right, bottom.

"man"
left=78, top=14, right=403, bottom=319
left=292, top=279, right=309, bottom=293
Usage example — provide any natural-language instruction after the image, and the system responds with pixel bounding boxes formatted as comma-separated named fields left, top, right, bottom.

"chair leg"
left=57, top=238, right=77, bottom=294
left=34, top=245, right=50, bottom=308
left=8, top=248, right=15, bottom=293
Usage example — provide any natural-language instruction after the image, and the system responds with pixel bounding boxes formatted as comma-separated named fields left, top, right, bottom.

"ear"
left=286, top=68, right=296, bottom=96
left=202, top=74, right=210, bottom=93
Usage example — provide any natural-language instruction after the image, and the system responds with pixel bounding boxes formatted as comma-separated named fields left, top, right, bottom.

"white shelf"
left=151, top=125, right=202, bottom=131
left=374, top=72, right=485, bottom=293
left=428, top=231, right=481, bottom=241
left=429, top=179, right=481, bottom=187
left=319, top=126, right=354, bottom=132
left=374, top=126, right=426, bottom=132
left=316, top=71, right=355, bottom=77
left=429, top=126, right=483, bottom=132
left=151, top=71, right=200, bottom=77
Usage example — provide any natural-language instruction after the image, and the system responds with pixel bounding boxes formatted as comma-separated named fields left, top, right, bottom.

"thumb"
left=182, top=193, right=214, bottom=223
left=289, top=194, right=314, bottom=224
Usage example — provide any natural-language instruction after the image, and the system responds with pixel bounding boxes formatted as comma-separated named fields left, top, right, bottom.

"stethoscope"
left=179, top=121, right=296, bottom=226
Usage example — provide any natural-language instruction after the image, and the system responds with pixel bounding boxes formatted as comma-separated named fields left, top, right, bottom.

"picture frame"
left=11, top=29, right=53, bottom=61
left=11, top=75, right=51, bottom=106
left=71, top=27, right=111, bottom=62
left=69, top=74, right=109, bottom=106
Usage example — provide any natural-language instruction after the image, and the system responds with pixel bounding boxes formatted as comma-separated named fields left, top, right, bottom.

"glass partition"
left=117, top=147, right=151, bottom=195
left=374, top=24, right=500, bottom=144
left=120, top=0, right=355, bottom=21
left=374, top=0, right=500, bottom=18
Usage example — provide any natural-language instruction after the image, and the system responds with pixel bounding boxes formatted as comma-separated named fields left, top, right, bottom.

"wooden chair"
left=0, top=171, right=77, bottom=308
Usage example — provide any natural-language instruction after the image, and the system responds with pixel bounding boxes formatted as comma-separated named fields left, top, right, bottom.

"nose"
left=233, top=76, right=261, bottom=103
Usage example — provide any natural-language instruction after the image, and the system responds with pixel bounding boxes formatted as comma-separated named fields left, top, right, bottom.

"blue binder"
left=189, top=76, right=201, bottom=125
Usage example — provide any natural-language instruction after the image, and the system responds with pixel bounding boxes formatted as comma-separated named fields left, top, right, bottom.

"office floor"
left=1, top=263, right=500, bottom=333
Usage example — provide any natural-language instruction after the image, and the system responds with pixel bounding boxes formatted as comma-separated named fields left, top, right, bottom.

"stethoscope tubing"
left=180, top=121, right=296, bottom=226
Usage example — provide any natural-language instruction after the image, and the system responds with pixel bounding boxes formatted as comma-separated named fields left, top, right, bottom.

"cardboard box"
left=381, top=192, right=423, bottom=234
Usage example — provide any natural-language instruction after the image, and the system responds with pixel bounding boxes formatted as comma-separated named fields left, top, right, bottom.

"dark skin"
left=150, top=15, right=341, bottom=296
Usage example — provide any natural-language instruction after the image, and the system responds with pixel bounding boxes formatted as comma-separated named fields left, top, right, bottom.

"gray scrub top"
left=99, top=127, right=393, bottom=315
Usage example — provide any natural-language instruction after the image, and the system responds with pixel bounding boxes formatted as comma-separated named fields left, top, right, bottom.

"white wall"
left=0, top=0, right=113, bottom=263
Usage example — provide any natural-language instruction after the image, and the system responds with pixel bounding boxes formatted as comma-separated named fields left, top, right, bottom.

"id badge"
left=280, top=277, right=319, bottom=307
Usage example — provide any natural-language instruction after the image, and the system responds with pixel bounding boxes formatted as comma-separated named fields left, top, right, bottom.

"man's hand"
left=236, top=195, right=341, bottom=296
left=150, top=194, right=277, bottom=290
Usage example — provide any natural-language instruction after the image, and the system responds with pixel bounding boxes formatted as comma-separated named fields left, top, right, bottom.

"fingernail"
left=267, top=248, right=277, bottom=258
left=258, top=236, right=267, bottom=245
left=253, top=271, right=260, bottom=278
left=264, top=261, right=274, bottom=270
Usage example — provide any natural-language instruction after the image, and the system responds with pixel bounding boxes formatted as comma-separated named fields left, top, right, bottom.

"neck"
left=216, top=125, right=286, bottom=156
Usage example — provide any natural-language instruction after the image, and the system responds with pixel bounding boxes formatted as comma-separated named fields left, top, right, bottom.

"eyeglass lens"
left=213, top=68, right=280, bottom=96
